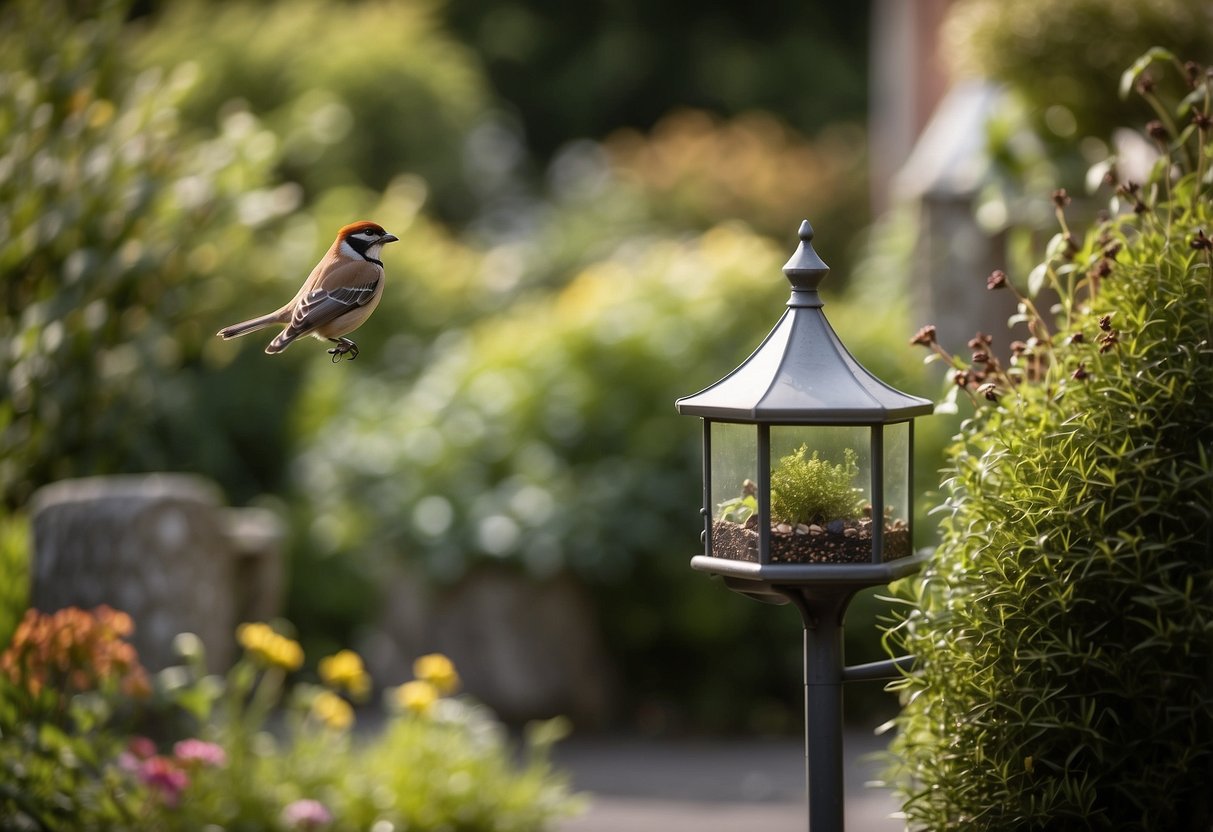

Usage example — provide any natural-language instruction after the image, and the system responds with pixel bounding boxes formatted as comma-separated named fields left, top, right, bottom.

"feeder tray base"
left=711, top=518, right=911, bottom=564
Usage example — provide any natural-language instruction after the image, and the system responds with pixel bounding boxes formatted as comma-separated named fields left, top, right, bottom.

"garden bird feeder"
left=676, top=220, right=933, bottom=832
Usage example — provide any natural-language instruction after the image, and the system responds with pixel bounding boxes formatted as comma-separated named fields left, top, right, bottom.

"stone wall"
left=30, top=474, right=282, bottom=673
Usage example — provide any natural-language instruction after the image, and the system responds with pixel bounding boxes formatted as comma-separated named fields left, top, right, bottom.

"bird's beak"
left=382, top=233, right=399, bottom=244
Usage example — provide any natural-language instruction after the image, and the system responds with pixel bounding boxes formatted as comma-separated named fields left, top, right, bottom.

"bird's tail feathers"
left=216, top=312, right=284, bottom=340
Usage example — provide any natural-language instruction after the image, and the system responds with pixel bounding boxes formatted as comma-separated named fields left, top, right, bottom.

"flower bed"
left=0, top=606, right=582, bottom=830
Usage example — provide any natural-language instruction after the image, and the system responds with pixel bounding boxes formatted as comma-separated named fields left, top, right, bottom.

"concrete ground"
left=552, top=730, right=904, bottom=832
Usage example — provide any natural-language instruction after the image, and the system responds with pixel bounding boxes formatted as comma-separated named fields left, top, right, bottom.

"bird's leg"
left=327, top=337, right=359, bottom=362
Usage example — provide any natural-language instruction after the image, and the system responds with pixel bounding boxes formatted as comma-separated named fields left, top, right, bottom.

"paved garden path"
left=552, top=730, right=903, bottom=832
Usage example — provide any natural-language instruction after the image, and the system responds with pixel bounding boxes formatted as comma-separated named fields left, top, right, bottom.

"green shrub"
left=769, top=446, right=864, bottom=525
left=511, top=111, right=870, bottom=296
left=944, top=0, right=1213, bottom=140
left=0, top=514, right=28, bottom=652
left=0, top=693, right=144, bottom=830
left=0, top=0, right=305, bottom=508
left=941, top=0, right=1213, bottom=252
left=135, top=0, right=489, bottom=220
left=0, top=607, right=151, bottom=829
left=440, top=0, right=869, bottom=159
left=887, top=52, right=1213, bottom=830
left=602, top=110, right=868, bottom=262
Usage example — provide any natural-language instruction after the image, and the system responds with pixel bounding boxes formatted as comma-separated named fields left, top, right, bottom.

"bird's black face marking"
left=341, top=224, right=393, bottom=265
left=345, top=229, right=383, bottom=259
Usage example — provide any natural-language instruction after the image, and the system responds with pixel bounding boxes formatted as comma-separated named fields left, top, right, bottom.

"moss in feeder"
left=769, top=445, right=865, bottom=526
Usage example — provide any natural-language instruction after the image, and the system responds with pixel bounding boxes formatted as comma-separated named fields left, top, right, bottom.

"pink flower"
left=128, top=736, right=157, bottom=758
left=282, top=798, right=333, bottom=829
left=118, top=736, right=158, bottom=773
left=173, top=738, right=227, bottom=768
left=139, top=756, right=189, bottom=807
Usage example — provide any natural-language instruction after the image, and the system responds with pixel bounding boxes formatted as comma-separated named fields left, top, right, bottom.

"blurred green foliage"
left=0, top=605, right=151, bottom=828
left=0, top=0, right=305, bottom=508
left=442, top=0, right=869, bottom=158
left=134, top=0, right=490, bottom=221
left=144, top=629, right=581, bottom=831
left=603, top=110, right=868, bottom=272
left=0, top=514, right=29, bottom=653
left=292, top=223, right=789, bottom=579
left=1, top=0, right=899, bottom=732
left=945, top=0, right=1213, bottom=141
left=291, top=222, right=936, bottom=728
left=0, top=684, right=144, bottom=828
left=928, top=0, right=1213, bottom=282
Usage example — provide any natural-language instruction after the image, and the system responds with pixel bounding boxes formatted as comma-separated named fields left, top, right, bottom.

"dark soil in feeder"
left=710, top=517, right=911, bottom=564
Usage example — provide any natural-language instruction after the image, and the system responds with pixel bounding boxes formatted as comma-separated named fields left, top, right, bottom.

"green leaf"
left=1044, top=233, right=1068, bottom=260
left=1177, top=86, right=1208, bottom=117
left=935, top=385, right=960, bottom=416
left=1086, top=158, right=1116, bottom=194
left=1119, top=47, right=1177, bottom=99
left=526, top=715, right=572, bottom=751
left=1027, top=262, right=1048, bottom=297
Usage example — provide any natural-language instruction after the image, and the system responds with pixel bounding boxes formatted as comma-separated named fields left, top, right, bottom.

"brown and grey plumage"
left=216, top=220, right=398, bottom=360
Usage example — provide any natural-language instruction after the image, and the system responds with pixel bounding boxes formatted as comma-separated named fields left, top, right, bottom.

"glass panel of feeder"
left=881, top=421, right=912, bottom=562
left=767, top=426, right=872, bottom=565
left=709, top=421, right=759, bottom=562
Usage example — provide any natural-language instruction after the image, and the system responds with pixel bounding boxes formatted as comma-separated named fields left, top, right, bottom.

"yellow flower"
left=319, top=650, right=371, bottom=701
left=395, top=680, right=438, bottom=716
left=236, top=622, right=304, bottom=671
left=311, top=689, right=354, bottom=731
left=237, top=622, right=273, bottom=652
left=413, top=653, right=459, bottom=695
left=272, top=638, right=304, bottom=671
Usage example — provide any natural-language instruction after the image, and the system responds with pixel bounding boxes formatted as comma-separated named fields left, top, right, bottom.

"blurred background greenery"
left=2, top=0, right=1206, bottom=733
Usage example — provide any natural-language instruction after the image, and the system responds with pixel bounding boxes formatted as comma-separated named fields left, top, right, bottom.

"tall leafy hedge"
left=0, top=0, right=299, bottom=508
left=888, top=51, right=1213, bottom=830
left=133, top=0, right=489, bottom=220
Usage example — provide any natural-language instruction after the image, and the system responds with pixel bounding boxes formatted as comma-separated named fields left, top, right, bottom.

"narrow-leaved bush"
left=888, top=49, right=1213, bottom=831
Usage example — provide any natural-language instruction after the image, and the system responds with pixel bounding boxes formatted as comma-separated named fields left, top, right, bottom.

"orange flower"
left=0, top=606, right=149, bottom=706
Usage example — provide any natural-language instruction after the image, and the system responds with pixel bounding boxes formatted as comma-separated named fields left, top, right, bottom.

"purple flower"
left=173, top=738, right=227, bottom=768
left=282, top=799, right=333, bottom=830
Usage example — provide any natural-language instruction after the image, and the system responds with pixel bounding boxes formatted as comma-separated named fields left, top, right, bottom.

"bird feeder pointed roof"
left=676, top=221, right=933, bottom=424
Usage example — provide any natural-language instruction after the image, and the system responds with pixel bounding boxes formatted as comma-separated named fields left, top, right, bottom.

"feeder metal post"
left=780, top=587, right=853, bottom=832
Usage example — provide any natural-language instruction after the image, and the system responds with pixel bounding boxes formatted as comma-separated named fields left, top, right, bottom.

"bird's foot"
left=327, top=338, right=359, bottom=363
